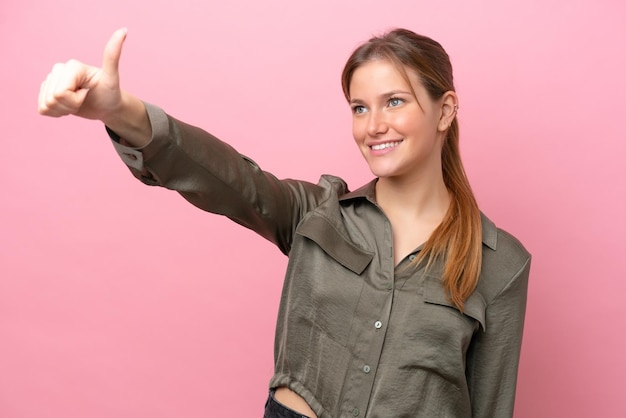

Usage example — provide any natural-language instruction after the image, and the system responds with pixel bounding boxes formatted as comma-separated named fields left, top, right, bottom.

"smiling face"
left=349, top=59, right=449, bottom=183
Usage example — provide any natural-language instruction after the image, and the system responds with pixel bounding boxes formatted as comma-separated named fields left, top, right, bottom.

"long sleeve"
left=108, top=103, right=347, bottom=255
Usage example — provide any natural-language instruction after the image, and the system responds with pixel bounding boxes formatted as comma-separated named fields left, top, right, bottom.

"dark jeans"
left=263, top=390, right=311, bottom=418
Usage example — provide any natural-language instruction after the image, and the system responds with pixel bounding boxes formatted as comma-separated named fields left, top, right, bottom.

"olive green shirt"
left=111, top=103, right=531, bottom=418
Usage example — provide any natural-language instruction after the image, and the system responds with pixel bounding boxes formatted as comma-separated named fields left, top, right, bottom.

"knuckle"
left=66, top=59, right=83, bottom=70
left=51, top=62, right=65, bottom=73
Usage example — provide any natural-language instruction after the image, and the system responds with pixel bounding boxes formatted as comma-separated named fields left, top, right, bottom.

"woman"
left=39, top=28, right=530, bottom=418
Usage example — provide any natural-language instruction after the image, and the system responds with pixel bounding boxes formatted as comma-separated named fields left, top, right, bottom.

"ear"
left=437, top=91, right=459, bottom=132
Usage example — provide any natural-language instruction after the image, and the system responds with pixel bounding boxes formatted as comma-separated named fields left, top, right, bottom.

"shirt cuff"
left=106, top=102, right=169, bottom=171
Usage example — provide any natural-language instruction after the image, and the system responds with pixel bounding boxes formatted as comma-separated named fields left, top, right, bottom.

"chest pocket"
left=294, top=213, right=374, bottom=346
left=422, top=275, right=487, bottom=333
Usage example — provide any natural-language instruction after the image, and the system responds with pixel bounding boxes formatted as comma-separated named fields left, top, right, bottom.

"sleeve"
left=465, top=255, right=531, bottom=418
left=107, top=103, right=343, bottom=255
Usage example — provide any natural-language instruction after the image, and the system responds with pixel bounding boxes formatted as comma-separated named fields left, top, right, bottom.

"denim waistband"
left=263, top=390, right=311, bottom=418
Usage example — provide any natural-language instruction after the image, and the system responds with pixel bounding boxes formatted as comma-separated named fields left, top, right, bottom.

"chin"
left=367, top=164, right=399, bottom=179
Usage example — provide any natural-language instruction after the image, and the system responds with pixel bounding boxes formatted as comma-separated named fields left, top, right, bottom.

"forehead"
left=349, top=59, right=422, bottom=97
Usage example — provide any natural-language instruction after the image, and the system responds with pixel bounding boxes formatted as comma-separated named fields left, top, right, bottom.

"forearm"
left=109, top=104, right=333, bottom=253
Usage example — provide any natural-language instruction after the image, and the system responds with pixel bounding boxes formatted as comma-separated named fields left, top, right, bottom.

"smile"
left=371, top=140, right=402, bottom=151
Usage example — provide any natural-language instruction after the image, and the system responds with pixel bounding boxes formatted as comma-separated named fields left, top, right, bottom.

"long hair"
left=341, top=28, right=482, bottom=311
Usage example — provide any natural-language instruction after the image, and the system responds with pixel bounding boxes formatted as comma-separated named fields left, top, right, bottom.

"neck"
left=375, top=171, right=450, bottom=222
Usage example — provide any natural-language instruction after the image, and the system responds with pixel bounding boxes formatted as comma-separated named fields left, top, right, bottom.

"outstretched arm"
left=37, top=29, right=344, bottom=253
left=38, top=28, right=151, bottom=148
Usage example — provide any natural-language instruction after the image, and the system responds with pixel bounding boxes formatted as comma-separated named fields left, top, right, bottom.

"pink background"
left=1, top=0, right=625, bottom=417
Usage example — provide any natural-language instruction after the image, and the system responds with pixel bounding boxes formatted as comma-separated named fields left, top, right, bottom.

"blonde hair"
left=341, top=29, right=482, bottom=311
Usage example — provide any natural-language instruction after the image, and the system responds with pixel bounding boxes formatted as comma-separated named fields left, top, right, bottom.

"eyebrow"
left=349, top=90, right=413, bottom=105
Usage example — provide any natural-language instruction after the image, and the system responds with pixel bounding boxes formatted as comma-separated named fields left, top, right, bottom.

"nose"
left=367, top=109, right=388, bottom=136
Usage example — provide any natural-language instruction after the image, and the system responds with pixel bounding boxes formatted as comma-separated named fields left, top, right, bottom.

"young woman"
left=39, top=27, right=531, bottom=418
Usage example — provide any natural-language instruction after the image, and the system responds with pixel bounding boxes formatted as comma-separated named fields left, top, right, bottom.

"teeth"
left=371, top=141, right=401, bottom=151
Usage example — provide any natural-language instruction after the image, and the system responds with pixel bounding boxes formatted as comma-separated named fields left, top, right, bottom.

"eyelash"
left=351, top=97, right=405, bottom=114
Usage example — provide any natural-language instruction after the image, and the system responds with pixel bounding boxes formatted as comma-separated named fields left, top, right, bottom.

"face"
left=348, top=59, right=451, bottom=183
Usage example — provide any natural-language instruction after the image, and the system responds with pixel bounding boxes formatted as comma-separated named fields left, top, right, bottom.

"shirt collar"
left=339, top=178, right=378, bottom=202
left=339, top=179, right=498, bottom=250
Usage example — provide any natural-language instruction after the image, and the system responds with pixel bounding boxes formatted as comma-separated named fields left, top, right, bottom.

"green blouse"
left=110, top=103, right=531, bottom=418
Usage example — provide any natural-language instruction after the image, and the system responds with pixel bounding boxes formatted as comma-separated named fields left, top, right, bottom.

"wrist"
left=102, top=91, right=152, bottom=147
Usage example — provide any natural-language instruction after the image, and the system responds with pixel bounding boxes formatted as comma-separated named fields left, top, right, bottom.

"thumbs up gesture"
left=38, top=28, right=151, bottom=147
left=38, top=28, right=128, bottom=121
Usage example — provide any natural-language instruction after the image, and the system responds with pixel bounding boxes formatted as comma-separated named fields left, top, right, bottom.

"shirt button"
left=374, top=321, right=382, bottom=329
left=408, top=254, right=416, bottom=261
left=363, top=365, right=371, bottom=373
left=352, top=407, right=360, bottom=416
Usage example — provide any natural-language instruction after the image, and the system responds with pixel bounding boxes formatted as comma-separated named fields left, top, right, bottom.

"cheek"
left=352, top=118, right=365, bottom=142
left=400, top=115, right=436, bottom=139
left=395, top=114, right=421, bottom=134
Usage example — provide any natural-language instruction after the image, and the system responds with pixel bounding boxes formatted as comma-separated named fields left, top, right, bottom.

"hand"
left=38, top=28, right=127, bottom=123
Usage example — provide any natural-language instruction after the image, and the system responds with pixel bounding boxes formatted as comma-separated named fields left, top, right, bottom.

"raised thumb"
left=101, top=27, right=127, bottom=79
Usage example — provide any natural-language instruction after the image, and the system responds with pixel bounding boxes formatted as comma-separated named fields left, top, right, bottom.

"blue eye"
left=389, top=97, right=404, bottom=107
left=352, top=105, right=366, bottom=114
